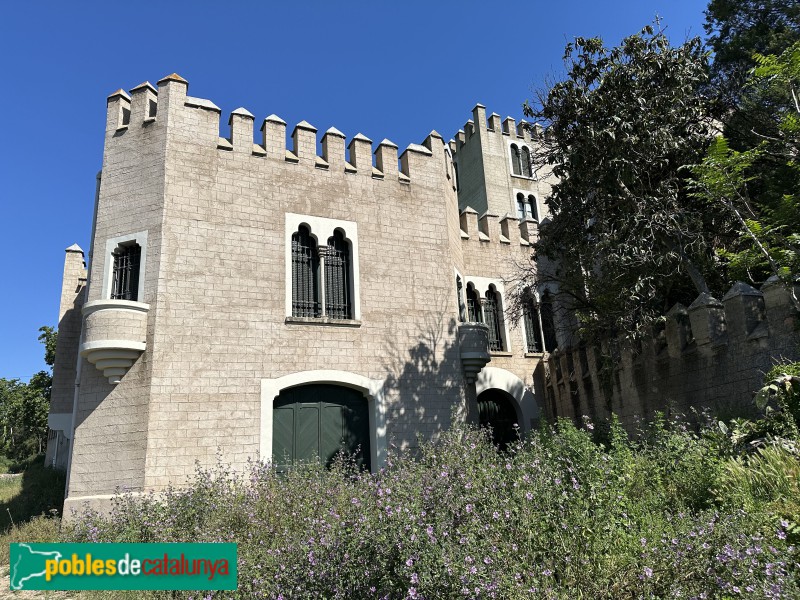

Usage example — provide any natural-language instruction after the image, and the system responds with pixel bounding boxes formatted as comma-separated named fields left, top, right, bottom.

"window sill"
left=510, top=174, right=535, bottom=181
left=285, top=316, right=361, bottom=328
left=524, top=352, right=544, bottom=358
left=489, top=351, right=513, bottom=357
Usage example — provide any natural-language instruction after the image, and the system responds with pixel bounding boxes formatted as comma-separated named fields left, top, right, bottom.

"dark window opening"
left=521, top=146, right=532, bottom=177
left=111, top=243, right=141, bottom=301
left=523, top=296, right=544, bottom=353
left=325, top=230, right=352, bottom=320
left=466, top=284, right=482, bottom=323
left=148, top=99, right=157, bottom=118
left=291, top=225, right=321, bottom=317
left=511, top=144, right=522, bottom=176
left=540, top=290, right=557, bottom=351
left=484, top=288, right=505, bottom=352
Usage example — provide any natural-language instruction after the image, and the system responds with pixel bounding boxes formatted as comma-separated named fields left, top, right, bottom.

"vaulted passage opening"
left=273, top=384, right=371, bottom=471
left=477, top=388, right=520, bottom=450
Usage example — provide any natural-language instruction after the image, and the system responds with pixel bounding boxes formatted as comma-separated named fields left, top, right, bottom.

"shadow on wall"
left=382, top=297, right=465, bottom=453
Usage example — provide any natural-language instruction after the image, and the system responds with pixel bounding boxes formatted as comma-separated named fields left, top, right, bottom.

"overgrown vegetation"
left=54, top=402, right=797, bottom=599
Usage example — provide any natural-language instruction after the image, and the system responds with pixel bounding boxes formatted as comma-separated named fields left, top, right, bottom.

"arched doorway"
left=477, top=388, right=520, bottom=449
left=273, top=384, right=371, bottom=471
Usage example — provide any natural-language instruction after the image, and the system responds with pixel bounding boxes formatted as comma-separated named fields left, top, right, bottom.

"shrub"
left=64, top=420, right=799, bottom=599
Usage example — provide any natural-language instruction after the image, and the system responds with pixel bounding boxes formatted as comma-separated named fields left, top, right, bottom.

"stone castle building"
left=47, top=74, right=561, bottom=514
left=47, top=74, right=800, bottom=514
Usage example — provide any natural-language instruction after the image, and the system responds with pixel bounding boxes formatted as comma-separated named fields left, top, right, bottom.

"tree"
left=704, top=0, right=799, bottom=109
left=38, top=325, right=56, bottom=368
left=0, top=326, right=56, bottom=459
left=519, top=24, right=720, bottom=344
left=687, top=41, right=800, bottom=308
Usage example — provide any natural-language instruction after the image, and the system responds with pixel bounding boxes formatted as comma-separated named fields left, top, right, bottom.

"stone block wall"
left=544, top=280, right=800, bottom=429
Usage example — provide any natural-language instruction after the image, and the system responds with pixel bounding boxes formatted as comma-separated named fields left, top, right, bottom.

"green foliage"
left=38, top=325, right=57, bottom=368
left=704, top=0, right=800, bottom=106
left=64, top=419, right=799, bottom=598
left=0, top=325, right=55, bottom=460
left=520, top=24, right=720, bottom=344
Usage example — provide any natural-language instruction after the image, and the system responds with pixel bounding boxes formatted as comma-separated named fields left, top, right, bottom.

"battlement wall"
left=544, top=279, right=800, bottom=429
left=105, top=74, right=452, bottom=186
left=451, top=104, right=544, bottom=158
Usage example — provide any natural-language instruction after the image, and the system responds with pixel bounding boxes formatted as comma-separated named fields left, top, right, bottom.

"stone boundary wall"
left=544, top=278, right=800, bottom=428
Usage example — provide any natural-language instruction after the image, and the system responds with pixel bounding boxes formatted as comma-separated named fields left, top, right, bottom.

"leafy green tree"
left=704, top=0, right=799, bottom=108
left=0, top=327, right=56, bottom=459
left=519, top=24, right=720, bottom=343
left=687, top=42, right=800, bottom=306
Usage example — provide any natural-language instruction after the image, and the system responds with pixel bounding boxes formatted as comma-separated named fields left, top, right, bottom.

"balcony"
left=80, top=299, right=149, bottom=384
left=458, top=322, right=491, bottom=383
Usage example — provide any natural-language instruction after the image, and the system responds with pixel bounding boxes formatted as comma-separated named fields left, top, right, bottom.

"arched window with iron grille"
left=510, top=144, right=522, bottom=176
left=466, top=283, right=482, bottom=323
left=291, top=225, right=320, bottom=317
left=325, top=229, right=352, bottom=319
left=484, top=287, right=505, bottom=352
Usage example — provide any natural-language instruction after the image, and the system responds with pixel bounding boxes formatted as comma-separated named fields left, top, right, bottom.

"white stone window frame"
left=507, top=140, right=535, bottom=180
left=102, top=230, right=148, bottom=301
left=285, top=213, right=361, bottom=321
left=463, top=276, right=513, bottom=354
left=513, top=188, right=540, bottom=222
left=260, top=370, right=387, bottom=472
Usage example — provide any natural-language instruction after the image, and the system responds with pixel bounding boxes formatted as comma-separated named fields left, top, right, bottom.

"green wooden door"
left=273, top=384, right=371, bottom=471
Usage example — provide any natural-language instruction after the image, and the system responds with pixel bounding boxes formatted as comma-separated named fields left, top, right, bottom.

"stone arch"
left=261, top=370, right=386, bottom=471
left=475, top=366, right=540, bottom=434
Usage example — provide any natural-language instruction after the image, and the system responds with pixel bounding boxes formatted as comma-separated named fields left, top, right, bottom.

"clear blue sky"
left=0, top=1, right=708, bottom=381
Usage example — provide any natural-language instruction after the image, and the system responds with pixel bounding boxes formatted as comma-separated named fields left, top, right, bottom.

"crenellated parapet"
left=104, top=74, right=445, bottom=184
left=450, top=102, right=546, bottom=159
left=544, top=280, right=800, bottom=428
left=459, top=207, right=535, bottom=247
